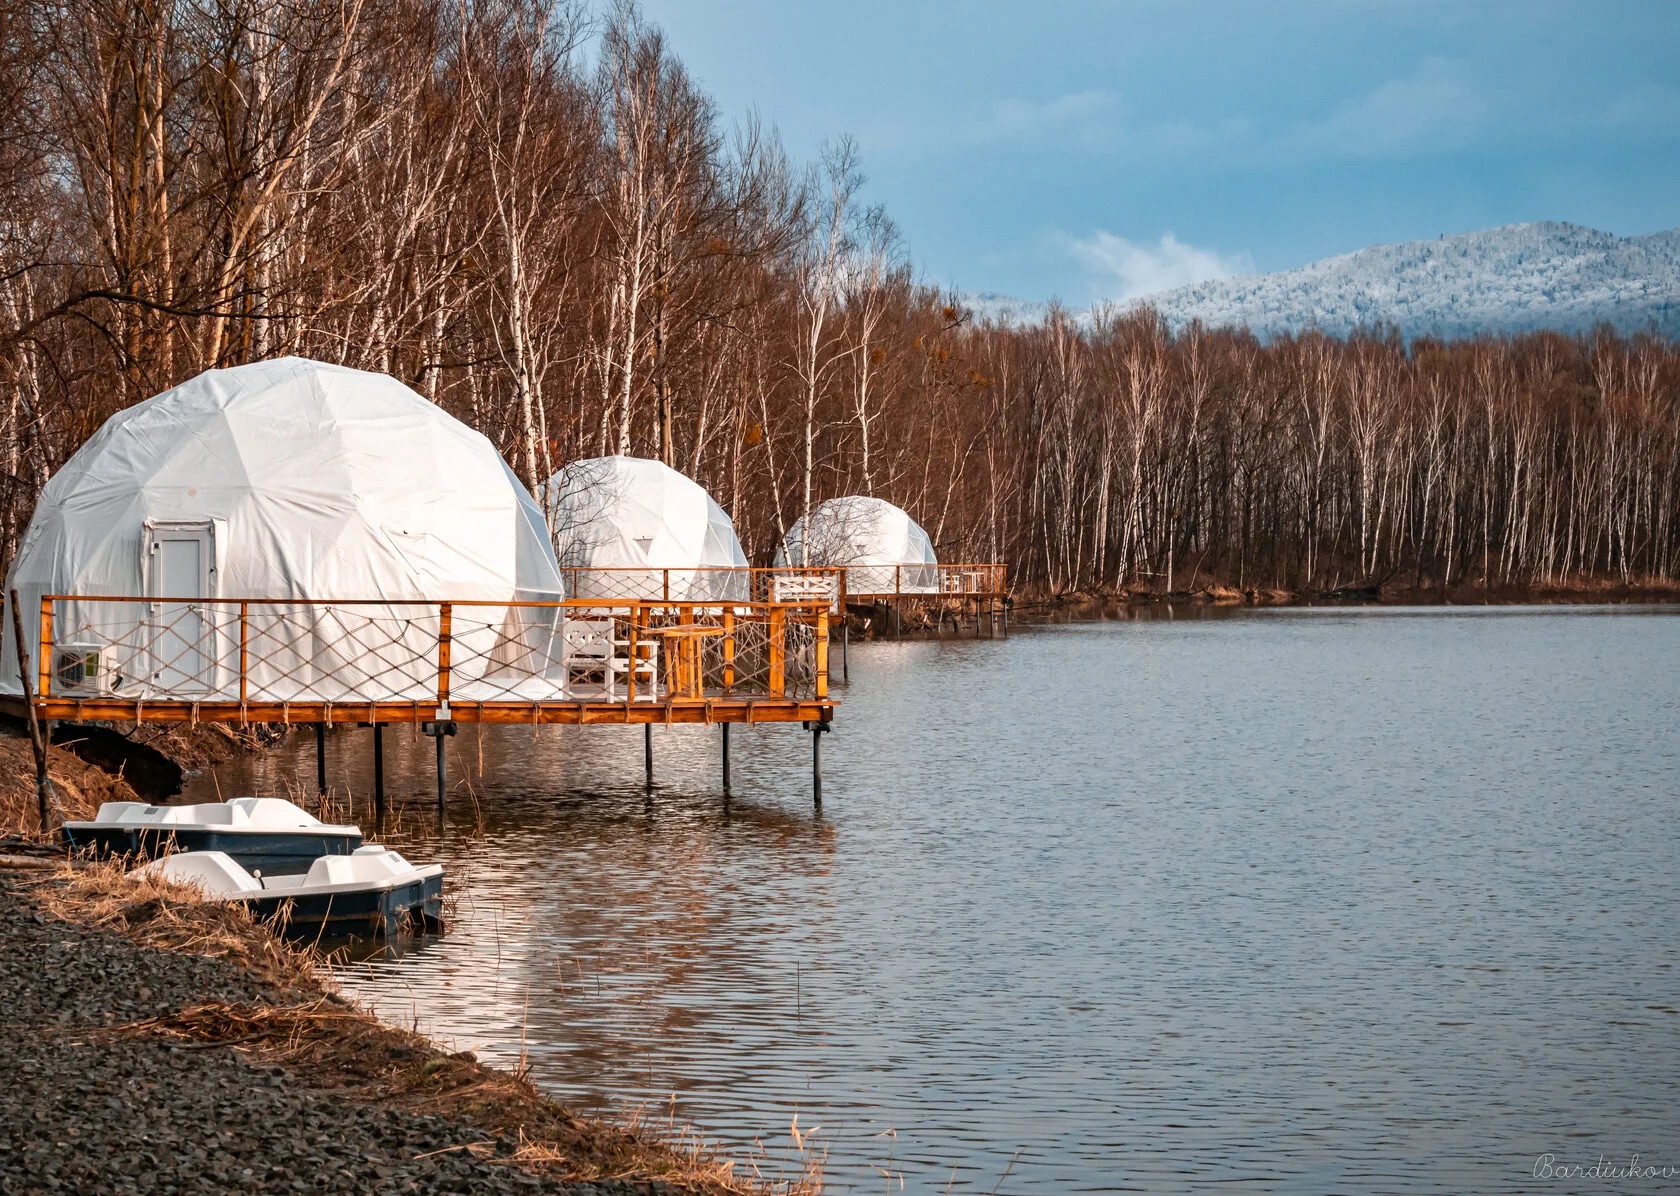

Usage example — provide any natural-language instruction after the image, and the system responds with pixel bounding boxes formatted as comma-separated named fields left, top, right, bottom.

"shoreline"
left=1003, top=578, right=1680, bottom=613
left=0, top=858, right=811, bottom=1195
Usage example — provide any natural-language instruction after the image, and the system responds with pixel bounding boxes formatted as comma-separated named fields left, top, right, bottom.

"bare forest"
left=3, top=0, right=1678, bottom=598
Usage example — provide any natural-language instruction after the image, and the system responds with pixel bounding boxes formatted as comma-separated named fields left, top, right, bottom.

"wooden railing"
left=554, top=562, right=1008, bottom=604
left=32, top=594, right=831, bottom=711
left=557, top=565, right=847, bottom=608
left=838, top=562, right=1009, bottom=599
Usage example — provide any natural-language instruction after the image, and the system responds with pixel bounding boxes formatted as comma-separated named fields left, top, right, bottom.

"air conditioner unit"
left=54, top=643, right=116, bottom=694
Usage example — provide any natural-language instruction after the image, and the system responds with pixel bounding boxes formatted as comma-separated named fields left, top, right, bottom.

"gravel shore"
left=0, top=868, right=722, bottom=1195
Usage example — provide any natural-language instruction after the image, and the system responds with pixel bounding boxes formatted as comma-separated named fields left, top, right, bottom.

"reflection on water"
left=188, top=606, right=1680, bottom=1193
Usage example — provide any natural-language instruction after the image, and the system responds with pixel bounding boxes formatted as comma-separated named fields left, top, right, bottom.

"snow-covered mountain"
left=970, top=223, right=1680, bottom=339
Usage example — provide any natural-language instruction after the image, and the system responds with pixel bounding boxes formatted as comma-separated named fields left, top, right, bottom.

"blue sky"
left=635, top=0, right=1680, bottom=305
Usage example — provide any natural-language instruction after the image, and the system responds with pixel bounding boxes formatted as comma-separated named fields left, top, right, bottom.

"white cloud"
left=1279, top=57, right=1487, bottom=159
left=1069, top=231, right=1254, bottom=301
left=1600, top=83, right=1680, bottom=134
left=973, top=89, right=1123, bottom=147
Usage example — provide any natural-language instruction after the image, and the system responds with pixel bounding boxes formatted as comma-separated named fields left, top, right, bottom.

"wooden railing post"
left=437, top=602, right=453, bottom=710
left=626, top=607, right=639, bottom=701
left=238, top=602, right=249, bottom=705
left=37, top=596, right=52, bottom=698
left=768, top=605, right=785, bottom=697
left=815, top=606, right=829, bottom=700
left=722, top=608, right=736, bottom=692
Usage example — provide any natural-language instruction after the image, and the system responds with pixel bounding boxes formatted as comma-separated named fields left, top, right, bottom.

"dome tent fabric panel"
left=545, top=456, right=749, bottom=602
left=775, top=496, right=939, bottom=594
left=1, top=357, right=565, bottom=702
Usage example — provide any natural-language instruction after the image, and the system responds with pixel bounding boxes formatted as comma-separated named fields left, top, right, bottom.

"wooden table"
left=655, top=625, right=727, bottom=699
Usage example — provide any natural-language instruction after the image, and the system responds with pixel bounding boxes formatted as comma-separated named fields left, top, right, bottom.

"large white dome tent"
left=776, top=495, right=940, bottom=596
left=1, top=357, right=565, bottom=703
left=544, top=455, right=749, bottom=602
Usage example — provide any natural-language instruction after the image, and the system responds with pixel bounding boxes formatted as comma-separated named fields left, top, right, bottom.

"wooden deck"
left=1, top=695, right=835, bottom=727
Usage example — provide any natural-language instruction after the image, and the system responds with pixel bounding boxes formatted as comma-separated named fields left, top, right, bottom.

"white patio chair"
left=560, top=615, right=658, bottom=700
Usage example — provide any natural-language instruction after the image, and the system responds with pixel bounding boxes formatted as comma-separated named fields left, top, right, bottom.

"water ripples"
left=192, top=607, right=1680, bottom=1192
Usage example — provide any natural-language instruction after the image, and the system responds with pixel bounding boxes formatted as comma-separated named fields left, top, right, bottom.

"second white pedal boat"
left=138, top=846, right=444, bottom=938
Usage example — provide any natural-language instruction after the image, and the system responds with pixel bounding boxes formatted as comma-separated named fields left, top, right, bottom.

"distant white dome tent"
left=1, top=357, right=564, bottom=702
left=776, top=496, right=939, bottom=596
left=545, top=456, right=749, bottom=602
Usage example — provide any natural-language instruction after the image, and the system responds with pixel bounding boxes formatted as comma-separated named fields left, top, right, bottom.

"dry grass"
left=0, top=737, right=139, bottom=841
left=35, top=858, right=323, bottom=990
left=34, top=861, right=818, bottom=1195
left=112, top=999, right=814, bottom=1193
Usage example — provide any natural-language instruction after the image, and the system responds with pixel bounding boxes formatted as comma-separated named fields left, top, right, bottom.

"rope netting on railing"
left=37, top=597, right=828, bottom=706
left=838, top=563, right=1009, bottom=598
left=558, top=565, right=847, bottom=608
left=555, top=563, right=1007, bottom=604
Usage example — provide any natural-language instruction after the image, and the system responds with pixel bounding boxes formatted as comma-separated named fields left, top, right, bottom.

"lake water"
left=188, top=606, right=1680, bottom=1193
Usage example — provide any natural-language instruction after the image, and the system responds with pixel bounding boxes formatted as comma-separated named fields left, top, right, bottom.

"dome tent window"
left=1, top=357, right=565, bottom=704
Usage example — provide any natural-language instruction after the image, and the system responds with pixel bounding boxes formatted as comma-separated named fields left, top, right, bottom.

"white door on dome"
left=143, top=521, right=215, bottom=694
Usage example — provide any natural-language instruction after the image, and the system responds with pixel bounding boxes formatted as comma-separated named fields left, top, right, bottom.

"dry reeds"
left=105, top=996, right=815, bottom=1194
left=35, top=858, right=325, bottom=990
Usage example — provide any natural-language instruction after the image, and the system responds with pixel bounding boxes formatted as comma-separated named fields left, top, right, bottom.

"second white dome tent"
left=776, top=496, right=940, bottom=596
left=544, top=456, right=750, bottom=602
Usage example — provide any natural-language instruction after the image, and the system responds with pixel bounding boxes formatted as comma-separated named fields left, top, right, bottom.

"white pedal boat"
left=136, top=847, right=444, bottom=938
left=62, top=798, right=362, bottom=872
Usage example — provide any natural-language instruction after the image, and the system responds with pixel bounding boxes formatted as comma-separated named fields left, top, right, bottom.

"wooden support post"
left=315, top=723, right=327, bottom=797
left=894, top=566, right=902, bottom=640
left=11, top=590, right=56, bottom=832
left=644, top=723, right=654, bottom=788
left=841, top=619, right=850, bottom=683
left=372, top=723, right=385, bottom=819
left=721, top=722, right=731, bottom=794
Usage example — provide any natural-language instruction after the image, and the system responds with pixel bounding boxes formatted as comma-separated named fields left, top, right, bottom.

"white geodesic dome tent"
left=0, top=356, right=565, bottom=703
left=545, top=456, right=749, bottom=602
left=775, top=495, right=939, bottom=595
